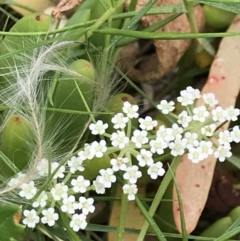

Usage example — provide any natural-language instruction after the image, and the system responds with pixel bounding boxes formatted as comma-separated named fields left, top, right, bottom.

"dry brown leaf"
left=173, top=15, right=240, bottom=234
left=52, top=0, right=83, bottom=19
left=118, top=0, right=205, bottom=82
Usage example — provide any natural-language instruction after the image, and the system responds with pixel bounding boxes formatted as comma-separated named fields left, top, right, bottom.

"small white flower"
left=147, top=162, right=165, bottom=179
left=122, top=101, right=139, bottom=118
left=169, top=138, right=187, bottom=157
left=212, top=106, right=227, bottom=122
left=41, top=208, right=59, bottom=227
left=51, top=162, right=65, bottom=179
left=19, top=181, right=37, bottom=200
left=8, top=173, right=26, bottom=187
left=78, top=144, right=95, bottom=160
left=156, top=125, right=171, bottom=142
left=168, top=124, right=183, bottom=140
left=36, top=158, right=49, bottom=176
left=89, top=120, right=108, bottom=135
left=71, top=176, right=90, bottom=193
left=149, top=137, right=168, bottom=155
left=111, top=131, right=129, bottom=149
left=178, top=111, right=192, bottom=128
left=23, top=209, right=40, bottom=228
left=78, top=197, right=95, bottom=215
left=187, top=87, right=201, bottom=100
left=231, top=126, right=240, bottom=143
left=177, top=87, right=200, bottom=106
left=218, top=130, right=233, bottom=145
left=184, top=132, right=199, bottom=149
left=225, top=106, right=240, bottom=122
left=123, top=165, right=142, bottom=184
left=70, top=214, right=87, bottom=232
left=97, top=168, right=116, bottom=188
left=199, top=141, right=214, bottom=158
left=93, top=177, right=106, bottom=194
left=201, top=124, right=217, bottom=137
left=214, top=144, right=232, bottom=162
left=131, top=130, right=149, bottom=148
left=192, top=106, right=210, bottom=123
left=122, top=184, right=138, bottom=200
left=187, top=147, right=205, bottom=163
left=136, top=149, right=154, bottom=167
left=111, top=113, right=129, bottom=129
left=177, top=90, right=193, bottom=106
left=202, top=93, right=218, bottom=107
left=50, top=182, right=68, bottom=201
left=157, top=100, right=175, bottom=114
left=32, top=191, right=48, bottom=208
left=61, top=195, right=77, bottom=214
left=68, top=156, right=84, bottom=174
left=110, top=157, right=129, bottom=172
left=91, top=140, right=107, bottom=158
left=139, top=116, right=158, bottom=130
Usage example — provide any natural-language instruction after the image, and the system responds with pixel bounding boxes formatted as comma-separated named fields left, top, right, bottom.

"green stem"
left=135, top=196, right=167, bottom=241
left=116, top=0, right=128, bottom=8
left=60, top=212, right=83, bottom=241
left=100, top=17, right=113, bottom=80
left=183, top=0, right=198, bottom=33
left=183, top=0, right=215, bottom=55
left=137, top=155, right=182, bottom=241
left=80, top=7, right=116, bottom=42
left=0, top=104, right=114, bottom=115
left=116, top=193, right=129, bottom=241
left=74, top=80, right=95, bottom=123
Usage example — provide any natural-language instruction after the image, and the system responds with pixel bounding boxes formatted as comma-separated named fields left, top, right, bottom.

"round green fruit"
left=203, top=5, right=235, bottom=29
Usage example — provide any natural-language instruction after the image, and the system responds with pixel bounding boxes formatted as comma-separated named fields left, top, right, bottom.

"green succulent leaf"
left=0, top=203, right=25, bottom=241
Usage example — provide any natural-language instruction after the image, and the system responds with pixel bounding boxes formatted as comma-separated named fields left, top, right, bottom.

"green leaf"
left=196, top=0, right=240, bottom=13
left=227, top=155, right=240, bottom=169
left=0, top=203, right=25, bottom=241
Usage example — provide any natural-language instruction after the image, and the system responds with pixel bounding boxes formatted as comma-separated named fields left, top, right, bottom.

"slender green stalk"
left=100, top=16, right=113, bottom=80
left=170, top=168, right=188, bottom=241
left=79, top=7, right=116, bottom=42
left=0, top=105, right=113, bottom=115
left=60, top=212, right=83, bottom=241
left=96, top=28, right=240, bottom=39
left=183, top=0, right=198, bottom=33
left=116, top=193, right=129, bottom=241
left=74, top=80, right=95, bottom=123
left=137, top=156, right=182, bottom=241
left=135, top=196, right=167, bottom=241
left=183, top=0, right=215, bottom=55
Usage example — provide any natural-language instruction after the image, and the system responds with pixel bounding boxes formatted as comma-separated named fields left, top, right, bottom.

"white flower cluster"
left=11, top=87, right=239, bottom=233
left=88, top=101, right=166, bottom=201
left=9, top=158, right=93, bottom=232
left=157, top=87, right=240, bottom=163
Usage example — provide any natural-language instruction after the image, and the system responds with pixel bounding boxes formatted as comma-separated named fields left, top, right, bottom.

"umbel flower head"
left=7, top=87, right=240, bottom=234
